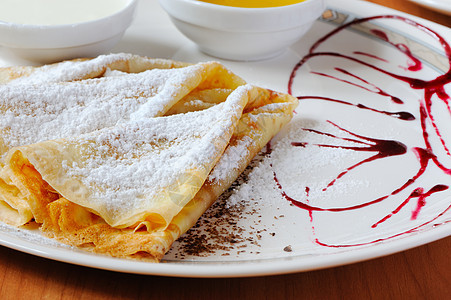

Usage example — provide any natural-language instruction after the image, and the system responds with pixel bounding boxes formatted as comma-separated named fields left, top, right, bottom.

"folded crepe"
left=0, top=53, right=297, bottom=261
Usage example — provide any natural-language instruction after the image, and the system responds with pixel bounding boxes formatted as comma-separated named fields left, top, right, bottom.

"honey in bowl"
left=197, top=0, right=305, bottom=8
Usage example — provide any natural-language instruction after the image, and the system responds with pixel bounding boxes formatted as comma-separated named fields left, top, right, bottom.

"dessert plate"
left=0, top=0, right=450, bottom=277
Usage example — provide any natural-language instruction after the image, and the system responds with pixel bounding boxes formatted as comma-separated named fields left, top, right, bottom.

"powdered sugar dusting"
left=58, top=85, right=249, bottom=225
left=168, top=113, right=379, bottom=259
left=242, top=116, right=371, bottom=205
left=208, top=135, right=252, bottom=182
left=9, top=53, right=135, bottom=84
left=0, top=63, right=212, bottom=157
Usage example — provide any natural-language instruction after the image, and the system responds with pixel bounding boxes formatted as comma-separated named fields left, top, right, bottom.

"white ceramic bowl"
left=158, top=0, right=326, bottom=61
left=0, top=0, right=137, bottom=63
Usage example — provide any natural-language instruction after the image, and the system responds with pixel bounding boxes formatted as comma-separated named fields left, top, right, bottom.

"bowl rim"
left=166, top=0, right=320, bottom=11
left=0, top=0, right=137, bottom=29
left=0, top=0, right=137, bottom=49
left=159, top=0, right=326, bottom=32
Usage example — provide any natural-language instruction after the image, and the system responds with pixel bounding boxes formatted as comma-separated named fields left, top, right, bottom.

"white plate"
left=409, top=0, right=451, bottom=16
left=0, top=0, right=450, bottom=278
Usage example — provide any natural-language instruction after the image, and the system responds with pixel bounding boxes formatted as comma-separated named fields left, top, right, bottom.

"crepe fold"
left=0, top=53, right=297, bottom=261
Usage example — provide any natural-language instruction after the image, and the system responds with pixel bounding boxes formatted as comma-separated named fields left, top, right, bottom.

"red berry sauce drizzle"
left=275, top=15, right=451, bottom=247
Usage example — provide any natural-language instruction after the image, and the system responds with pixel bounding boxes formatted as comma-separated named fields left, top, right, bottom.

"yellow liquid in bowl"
left=197, top=0, right=305, bottom=8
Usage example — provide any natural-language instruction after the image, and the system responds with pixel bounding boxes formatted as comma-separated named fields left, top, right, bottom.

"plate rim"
left=1, top=221, right=450, bottom=277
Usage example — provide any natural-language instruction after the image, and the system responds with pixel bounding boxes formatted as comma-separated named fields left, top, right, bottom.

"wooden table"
left=0, top=1, right=450, bottom=299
